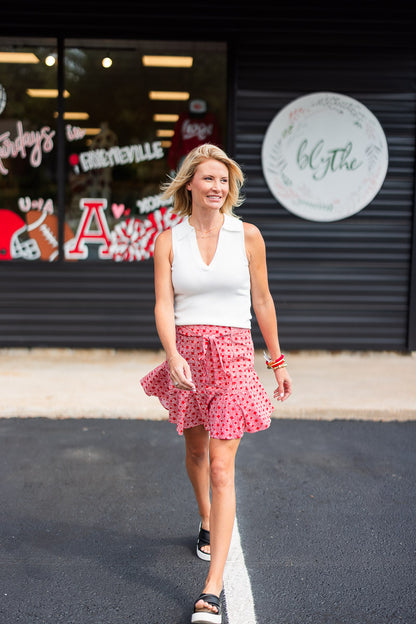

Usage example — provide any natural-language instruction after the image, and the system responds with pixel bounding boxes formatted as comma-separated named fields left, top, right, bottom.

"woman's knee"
left=184, top=426, right=209, bottom=465
left=186, top=444, right=208, bottom=466
left=209, top=438, right=240, bottom=489
left=209, top=455, right=235, bottom=490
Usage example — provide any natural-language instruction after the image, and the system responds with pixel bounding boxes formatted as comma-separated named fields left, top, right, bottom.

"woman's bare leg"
left=184, top=425, right=211, bottom=554
left=195, top=436, right=241, bottom=615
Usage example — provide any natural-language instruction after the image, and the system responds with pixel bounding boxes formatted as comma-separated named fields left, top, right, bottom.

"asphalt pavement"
left=0, top=418, right=415, bottom=624
left=0, top=348, right=415, bottom=624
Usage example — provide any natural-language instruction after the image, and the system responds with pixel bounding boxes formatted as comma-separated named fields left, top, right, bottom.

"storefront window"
left=64, top=40, right=227, bottom=261
left=0, top=38, right=227, bottom=262
left=0, top=38, right=58, bottom=261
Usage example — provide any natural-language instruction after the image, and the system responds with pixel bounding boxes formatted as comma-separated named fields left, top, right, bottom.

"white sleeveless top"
left=171, top=214, right=252, bottom=328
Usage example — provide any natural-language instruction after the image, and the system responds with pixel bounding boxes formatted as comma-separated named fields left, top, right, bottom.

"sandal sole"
left=196, top=544, right=211, bottom=561
left=191, top=612, right=221, bottom=624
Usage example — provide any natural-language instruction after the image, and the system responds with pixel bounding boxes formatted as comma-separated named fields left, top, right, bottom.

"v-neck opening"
left=188, top=216, right=225, bottom=269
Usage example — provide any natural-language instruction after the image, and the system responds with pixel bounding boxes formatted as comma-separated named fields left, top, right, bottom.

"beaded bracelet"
left=263, top=351, right=287, bottom=370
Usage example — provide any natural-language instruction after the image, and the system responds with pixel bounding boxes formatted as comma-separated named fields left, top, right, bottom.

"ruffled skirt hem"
left=140, top=325, right=274, bottom=440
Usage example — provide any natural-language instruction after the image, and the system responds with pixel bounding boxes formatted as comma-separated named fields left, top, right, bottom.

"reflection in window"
left=64, top=40, right=227, bottom=261
left=0, top=38, right=58, bottom=261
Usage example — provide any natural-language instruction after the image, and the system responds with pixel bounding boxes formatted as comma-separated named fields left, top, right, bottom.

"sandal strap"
left=194, top=593, right=221, bottom=611
left=198, top=527, right=210, bottom=548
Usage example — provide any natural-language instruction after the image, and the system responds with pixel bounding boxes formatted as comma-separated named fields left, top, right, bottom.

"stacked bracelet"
left=263, top=351, right=287, bottom=370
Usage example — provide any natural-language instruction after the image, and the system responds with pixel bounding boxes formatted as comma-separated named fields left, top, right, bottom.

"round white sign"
left=262, top=92, right=389, bottom=222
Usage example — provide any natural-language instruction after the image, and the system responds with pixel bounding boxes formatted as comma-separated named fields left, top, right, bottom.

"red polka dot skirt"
left=140, top=325, right=273, bottom=440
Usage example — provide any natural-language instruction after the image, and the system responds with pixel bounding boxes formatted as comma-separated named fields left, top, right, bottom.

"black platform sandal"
left=191, top=593, right=221, bottom=624
left=196, top=522, right=211, bottom=561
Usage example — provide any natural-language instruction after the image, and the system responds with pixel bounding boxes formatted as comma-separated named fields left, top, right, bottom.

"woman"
left=141, top=143, right=292, bottom=624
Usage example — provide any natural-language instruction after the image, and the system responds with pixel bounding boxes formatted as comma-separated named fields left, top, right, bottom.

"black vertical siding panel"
left=0, top=262, right=157, bottom=348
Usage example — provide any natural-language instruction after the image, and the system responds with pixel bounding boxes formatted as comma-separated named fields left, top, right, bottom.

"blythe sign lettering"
left=261, top=92, right=388, bottom=222
left=296, top=139, right=362, bottom=181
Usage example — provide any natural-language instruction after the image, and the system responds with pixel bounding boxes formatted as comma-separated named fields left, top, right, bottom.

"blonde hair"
left=161, top=143, right=245, bottom=218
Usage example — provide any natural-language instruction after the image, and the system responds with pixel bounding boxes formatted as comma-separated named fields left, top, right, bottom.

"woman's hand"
left=273, top=368, right=292, bottom=402
left=168, top=353, right=195, bottom=391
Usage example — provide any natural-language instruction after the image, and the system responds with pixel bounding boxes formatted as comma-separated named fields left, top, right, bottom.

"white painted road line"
left=224, top=517, right=257, bottom=624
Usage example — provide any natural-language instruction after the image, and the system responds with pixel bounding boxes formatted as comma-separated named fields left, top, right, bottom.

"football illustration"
left=26, top=211, right=75, bottom=261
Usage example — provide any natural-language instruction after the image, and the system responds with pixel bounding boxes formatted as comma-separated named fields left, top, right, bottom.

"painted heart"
left=111, top=203, right=125, bottom=219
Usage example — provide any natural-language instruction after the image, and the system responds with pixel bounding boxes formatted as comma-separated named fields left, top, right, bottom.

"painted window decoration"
left=0, top=38, right=227, bottom=261
left=0, top=41, right=59, bottom=260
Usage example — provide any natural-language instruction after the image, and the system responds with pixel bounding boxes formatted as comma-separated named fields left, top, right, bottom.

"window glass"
left=0, top=38, right=58, bottom=261
left=63, top=40, right=227, bottom=261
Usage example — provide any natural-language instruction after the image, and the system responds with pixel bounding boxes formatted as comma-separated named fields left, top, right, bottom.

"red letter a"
left=67, top=199, right=111, bottom=259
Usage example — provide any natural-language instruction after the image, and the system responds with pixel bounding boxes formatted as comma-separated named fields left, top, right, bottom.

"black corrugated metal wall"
left=234, top=33, right=416, bottom=350
left=1, top=2, right=415, bottom=350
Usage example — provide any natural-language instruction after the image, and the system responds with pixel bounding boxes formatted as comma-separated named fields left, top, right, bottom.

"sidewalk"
left=0, top=348, right=415, bottom=421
